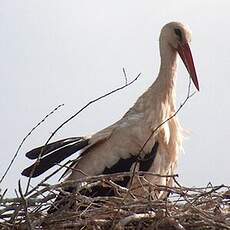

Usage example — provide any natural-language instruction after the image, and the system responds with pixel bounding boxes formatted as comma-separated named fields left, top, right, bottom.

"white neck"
left=144, top=42, right=178, bottom=116
left=126, top=40, right=179, bottom=117
left=156, top=41, right=178, bottom=95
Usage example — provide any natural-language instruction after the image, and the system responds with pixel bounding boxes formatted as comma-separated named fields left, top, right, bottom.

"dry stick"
left=25, top=71, right=141, bottom=195
left=25, top=160, right=72, bottom=197
left=0, top=104, right=64, bottom=185
left=123, top=68, right=128, bottom=85
left=111, top=78, right=196, bottom=227
left=28, top=172, right=177, bottom=197
left=0, top=189, right=8, bottom=202
left=18, top=180, right=33, bottom=230
left=191, top=184, right=225, bottom=205
left=19, top=173, right=178, bottom=209
left=115, top=211, right=156, bottom=228
left=180, top=191, right=230, bottom=229
left=166, top=186, right=217, bottom=226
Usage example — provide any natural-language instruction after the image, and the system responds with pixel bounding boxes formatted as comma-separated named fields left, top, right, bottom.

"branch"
left=115, top=211, right=156, bottom=228
left=18, top=180, right=33, bottom=230
left=0, top=104, right=64, bottom=184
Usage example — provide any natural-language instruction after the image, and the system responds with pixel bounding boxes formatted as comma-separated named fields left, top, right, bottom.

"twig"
left=18, top=180, right=33, bottom=230
left=115, top=211, right=156, bottom=228
left=0, top=189, right=8, bottom=202
left=0, top=104, right=64, bottom=184
left=160, top=217, right=186, bottom=230
left=29, top=172, right=177, bottom=195
left=25, top=160, right=72, bottom=197
left=122, top=67, right=128, bottom=85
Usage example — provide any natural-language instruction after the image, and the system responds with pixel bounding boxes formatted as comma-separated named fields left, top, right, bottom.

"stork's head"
left=160, top=22, right=199, bottom=91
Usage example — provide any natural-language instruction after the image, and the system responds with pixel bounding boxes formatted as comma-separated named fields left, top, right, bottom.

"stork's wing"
left=78, top=141, right=159, bottom=197
left=21, top=137, right=89, bottom=178
left=22, top=123, right=116, bottom=178
left=47, top=141, right=159, bottom=213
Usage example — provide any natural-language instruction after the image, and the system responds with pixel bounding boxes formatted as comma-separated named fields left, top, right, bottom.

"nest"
left=2, top=73, right=221, bottom=229
left=0, top=173, right=229, bottom=230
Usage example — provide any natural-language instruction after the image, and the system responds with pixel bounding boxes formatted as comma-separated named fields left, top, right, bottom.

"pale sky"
left=1, top=0, right=229, bottom=196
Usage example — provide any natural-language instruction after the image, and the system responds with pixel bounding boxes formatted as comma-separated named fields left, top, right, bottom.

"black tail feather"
left=25, top=137, right=84, bottom=159
left=21, top=137, right=89, bottom=178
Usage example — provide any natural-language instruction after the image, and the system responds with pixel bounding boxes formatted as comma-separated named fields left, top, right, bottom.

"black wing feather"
left=21, top=138, right=89, bottom=177
left=139, top=142, right=159, bottom=171
left=80, top=156, right=137, bottom=197
left=26, top=137, right=84, bottom=159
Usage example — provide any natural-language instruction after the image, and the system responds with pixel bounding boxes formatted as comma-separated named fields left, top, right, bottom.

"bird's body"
left=22, top=22, right=199, bottom=207
left=67, top=67, right=182, bottom=196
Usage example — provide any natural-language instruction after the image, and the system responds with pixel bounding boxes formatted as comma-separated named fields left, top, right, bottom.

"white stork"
left=22, top=22, right=199, bottom=210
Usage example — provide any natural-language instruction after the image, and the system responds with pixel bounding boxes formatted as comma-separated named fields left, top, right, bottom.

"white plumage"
left=22, top=21, right=199, bottom=206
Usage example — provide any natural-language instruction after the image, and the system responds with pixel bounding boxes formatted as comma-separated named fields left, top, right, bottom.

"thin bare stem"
left=0, top=104, right=64, bottom=185
left=18, top=180, right=33, bottom=230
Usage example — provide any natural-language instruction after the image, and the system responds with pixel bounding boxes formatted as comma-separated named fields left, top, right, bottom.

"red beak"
left=177, top=43, right=199, bottom=91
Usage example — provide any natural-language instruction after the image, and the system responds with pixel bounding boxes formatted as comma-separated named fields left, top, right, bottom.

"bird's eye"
left=174, top=28, right=182, bottom=42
